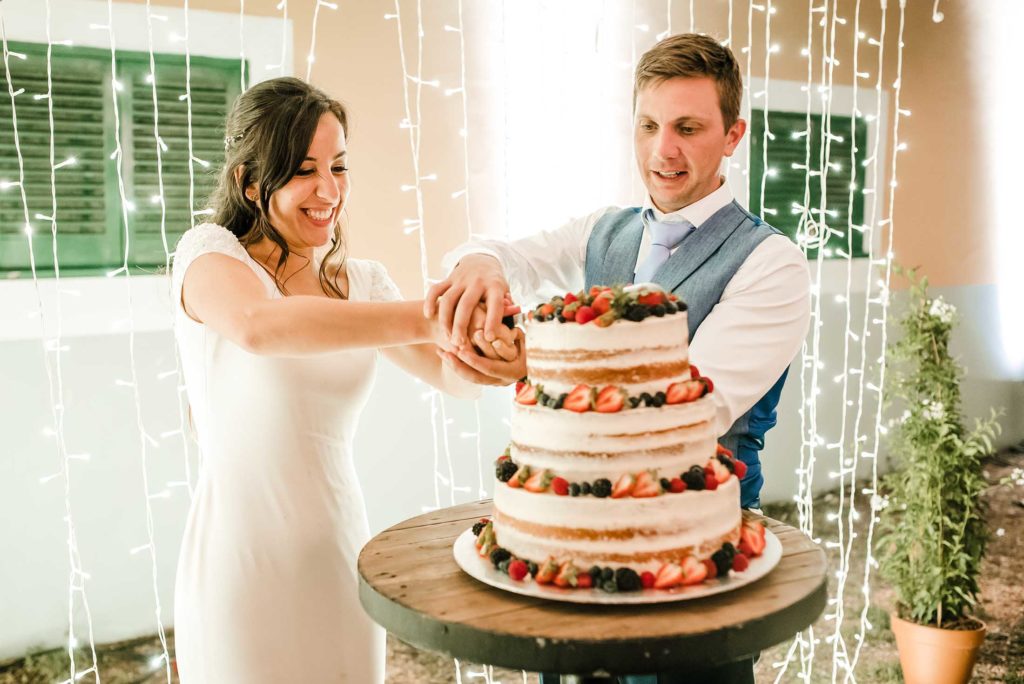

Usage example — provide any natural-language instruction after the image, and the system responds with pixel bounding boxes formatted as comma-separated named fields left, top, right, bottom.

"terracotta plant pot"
left=890, top=612, right=986, bottom=684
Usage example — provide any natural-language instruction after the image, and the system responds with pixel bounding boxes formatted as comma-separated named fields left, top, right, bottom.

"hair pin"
left=224, top=132, right=245, bottom=149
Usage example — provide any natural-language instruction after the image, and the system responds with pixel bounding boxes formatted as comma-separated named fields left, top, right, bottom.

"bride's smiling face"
left=263, top=112, right=350, bottom=251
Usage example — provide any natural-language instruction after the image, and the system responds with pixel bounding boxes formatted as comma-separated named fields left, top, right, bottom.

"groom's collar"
left=642, top=177, right=734, bottom=229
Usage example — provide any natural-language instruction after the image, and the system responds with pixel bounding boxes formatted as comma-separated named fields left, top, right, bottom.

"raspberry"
left=669, top=477, right=686, bottom=493
left=640, top=571, right=656, bottom=589
left=732, top=553, right=750, bottom=572
left=508, top=559, right=529, bottom=581
left=551, top=477, right=570, bottom=496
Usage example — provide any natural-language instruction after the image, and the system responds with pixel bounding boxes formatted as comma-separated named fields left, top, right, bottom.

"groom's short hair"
left=635, top=33, right=743, bottom=132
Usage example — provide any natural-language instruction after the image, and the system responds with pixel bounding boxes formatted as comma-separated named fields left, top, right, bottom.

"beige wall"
left=128, top=0, right=986, bottom=292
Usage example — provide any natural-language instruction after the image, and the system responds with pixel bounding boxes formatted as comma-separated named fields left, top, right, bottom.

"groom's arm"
left=426, top=206, right=617, bottom=349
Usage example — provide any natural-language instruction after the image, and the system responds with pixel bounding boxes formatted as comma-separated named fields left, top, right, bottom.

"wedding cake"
left=472, top=285, right=766, bottom=592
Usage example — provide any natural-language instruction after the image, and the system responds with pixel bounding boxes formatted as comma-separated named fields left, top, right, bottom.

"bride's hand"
left=468, top=303, right=519, bottom=362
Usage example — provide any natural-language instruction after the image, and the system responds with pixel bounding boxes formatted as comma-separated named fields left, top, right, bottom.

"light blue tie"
left=633, top=210, right=695, bottom=284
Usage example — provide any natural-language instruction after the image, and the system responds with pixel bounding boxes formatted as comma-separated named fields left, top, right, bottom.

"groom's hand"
left=424, top=253, right=510, bottom=349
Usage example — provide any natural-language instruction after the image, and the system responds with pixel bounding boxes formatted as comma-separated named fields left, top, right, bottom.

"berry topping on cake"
left=574, top=305, right=597, bottom=324
left=554, top=561, right=579, bottom=588
left=680, top=555, right=709, bottom=586
left=716, top=443, right=734, bottom=459
left=507, top=464, right=530, bottom=488
left=551, top=476, right=570, bottom=496
left=668, top=477, right=686, bottom=493
left=569, top=482, right=581, bottom=497
left=563, top=384, right=593, bottom=412
left=689, top=364, right=701, bottom=379
left=515, top=383, right=538, bottom=405
left=732, top=553, right=750, bottom=572
left=524, top=469, right=554, bottom=493
left=703, top=466, right=719, bottom=491
left=508, top=559, right=529, bottom=582
left=496, top=459, right=519, bottom=483
left=640, top=571, right=656, bottom=589
left=709, top=457, right=732, bottom=483
left=702, top=558, right=718, bottom=580
left=576, top=572, right=594, bottom=589
left=632, top=470, right=661, bottom=498
left=611, top=473, right=636, bottom=498
left=682, top=465, right=706, bottom=491
left=739, top=521, right=767, bottom=557
left=535, top=558, right=559, bottom=585
left=615, top=567, right=643, bottom=592
left=595, top=386, right=626, bottom=413
left=489, top=548, right=512, bottom=568
left=732, top=458, right=748, bottom=479
left=666, top=379, right=704, bottom=404
left=654, top=562, right=684, bottom=589
left=472, top=520, right=488, bottom=536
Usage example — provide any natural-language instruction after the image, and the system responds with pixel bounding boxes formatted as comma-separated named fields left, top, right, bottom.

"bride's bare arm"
left=182, top=253, right=445, bottom=355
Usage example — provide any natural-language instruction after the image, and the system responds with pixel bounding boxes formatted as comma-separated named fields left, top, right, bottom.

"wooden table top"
left=358, top=500, right=827, bottom=675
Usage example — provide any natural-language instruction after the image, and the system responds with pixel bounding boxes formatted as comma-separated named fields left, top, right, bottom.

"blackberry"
left=489, top=548, right=512, bottom=568
left=588, top=566, right=603, bottom=581
left=717, top=454, right=736, bottom=473
left=651, top=304, right=666, bottom=317
left=653, top=391, right=667, bottom=407
left=528, top=561, right=539, bottom=577
left=711, top=550, right=731, bottom=577
left=557, top=315, right=566, bottom=323
left=721, top=542, right=736, bottom=559
left=640, top=392, right=654, bottom=407
left=580, top=481, right=592, bottom=496
left=601, top=579, right=619, bottom=593
left=472, top=521, right=487, bottom=536
left=675, top=300, right=688, bottom=312
left=496, top=460, right=518, bottom=482
left=600, top=567, right=615, bottom=582
left=628, top=396, right=642, bottom=409
left=615, top=567, right=642, bottom=592
left=625, top=305, right=647, bottom=322
left=569, top=483, right=581, bottom=497
left=660, top=477, right=672, bottom=491
left=591, top=478, right=613, bottom=498
left=682, top=466, right=705, bottom=491
left=664, top=301, right=678, bottom=315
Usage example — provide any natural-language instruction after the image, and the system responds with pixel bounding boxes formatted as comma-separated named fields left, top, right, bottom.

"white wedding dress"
left=170, top=223, right=398, bottom=683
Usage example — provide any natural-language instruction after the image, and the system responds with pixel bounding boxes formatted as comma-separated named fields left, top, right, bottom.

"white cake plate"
left=453, top=527, right=782, bottom=605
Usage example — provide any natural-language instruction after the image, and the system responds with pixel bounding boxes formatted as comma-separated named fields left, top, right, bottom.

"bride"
left=170, top=76, right=523, bottom=683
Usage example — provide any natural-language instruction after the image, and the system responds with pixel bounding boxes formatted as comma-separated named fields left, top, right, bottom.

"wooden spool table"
left=358, top=500, right=827, bottom=679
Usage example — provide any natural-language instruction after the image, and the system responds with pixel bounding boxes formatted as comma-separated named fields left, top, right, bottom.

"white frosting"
left=525, top=310, right=689, bottom=351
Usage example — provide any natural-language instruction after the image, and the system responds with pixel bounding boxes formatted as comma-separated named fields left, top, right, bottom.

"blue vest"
left=584, top=202, right=787, bottom=508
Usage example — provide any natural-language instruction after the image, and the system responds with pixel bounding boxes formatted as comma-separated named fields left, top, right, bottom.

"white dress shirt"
left=442, top=181, right=811, bottom=435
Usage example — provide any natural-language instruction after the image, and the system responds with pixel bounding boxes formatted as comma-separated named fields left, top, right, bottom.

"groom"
left=427, top=33, right=810, bottom=683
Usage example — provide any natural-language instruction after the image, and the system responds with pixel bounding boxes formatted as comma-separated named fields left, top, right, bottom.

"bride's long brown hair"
left=208, top=77, right=349, bottom=298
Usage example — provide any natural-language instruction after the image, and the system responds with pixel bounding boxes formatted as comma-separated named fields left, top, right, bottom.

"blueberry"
left=660, top=477, right=672, bottom=491
left=591, top=478, right=612, bottom=498
left=528, top=561, right=539, bottom=577
left=640, top=392, right=654, bottom=407
left=651, top=304, right=666, bottom=317
left=533, top=312, right=545, bottom=322
left=588, top=566, right=602, bottom=581
left=664, top=301, right=678, bottom=314
left=554, top=394, right=567, bottom=409
left=625, top=306, right=646, bottom=322
left=653, top=391, right=666, bottom=407
left=721, top=542, right=736, bottom=558
left=569, top=483, right=581, bottom=497
left=498, top=559, right=512, bottom=574
left=675, top=300, right=688, bottom=312
left=600, top=567, right=615, bottom=582
left=628, top=396, right=642, bottom=409
left=580, top=481, right=592, bottom=496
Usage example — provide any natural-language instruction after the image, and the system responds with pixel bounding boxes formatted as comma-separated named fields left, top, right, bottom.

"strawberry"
left=507, top=464, right=530, bottom=488
left=703, top=466, right=719, bottom=491
left=702, top=558, right=718, bottom=580
left=640, top=571, right=656, bottom=589
left=551, top=476, right=570, bottom=496
left=699, top=376, right=714, bottom=396
left=563, top=384, right=593, bottom=412
left=680, top=556, right=709, bottom=586
left=715, top=443, right=734, bottom=459
left=595, top=386, right=626, bottom=413
left=524, top=469, right=553, bottom=493
left=515, top=381, right=525, bottom=395
left=654, top=562, right=684, bottom=589
left=594, top=311, right=617, bottom=327
left=689, top=364, right=701, bottom=379
left=592, top=293, right=612, bottom=315
left=515, top=383, right=538, bottom=405
left=561, top=303, right=579, bottom=322
left=564, top=292, right=578, bottom=305
left=732, top=553, right=750, bottom=572
left=632, top=470, right=661, bottom=498
left=732, top=458, right=748, bottom=479
left=554, top=561, right=579, bottom=588
left=575, top=306, right=597, bottom=324
left=638, top=291, right=666, bottom=307
left=709, top=457, right=732, bottom=483
left=576, top=572, right=594, bottom=589
left=668, top=477, right=686, bottom=493
left=666, top=379, right=704, bottom=404
left=739, top=523, right=767, bottom=557
left=535, top=558, right=559, bottom=585
left=668, top=294, right=679, bottom=302
left=611, top=473, right=636, bottom=498
left=508, top=559, right=529, bottom=581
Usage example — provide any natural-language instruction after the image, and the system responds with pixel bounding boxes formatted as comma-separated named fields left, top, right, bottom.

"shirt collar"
left=642, top=177, right=734, bottom=229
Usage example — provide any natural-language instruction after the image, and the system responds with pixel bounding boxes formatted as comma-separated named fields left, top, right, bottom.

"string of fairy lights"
left=0, top=1, right=932, bottom=681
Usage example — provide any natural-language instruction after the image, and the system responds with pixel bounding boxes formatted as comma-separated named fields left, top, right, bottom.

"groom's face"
left=634, top=76, right=746, bottom=213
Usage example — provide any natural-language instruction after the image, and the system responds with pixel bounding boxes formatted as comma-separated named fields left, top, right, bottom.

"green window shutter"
left=749, top=109, right=868, bottom=259
left=0, top=42, right=121, bottom=273
left=124, top=55, right=240, bottom=268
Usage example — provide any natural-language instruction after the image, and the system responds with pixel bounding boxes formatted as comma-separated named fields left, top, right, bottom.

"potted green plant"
left=877, top=268, right=1001, bottom=684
